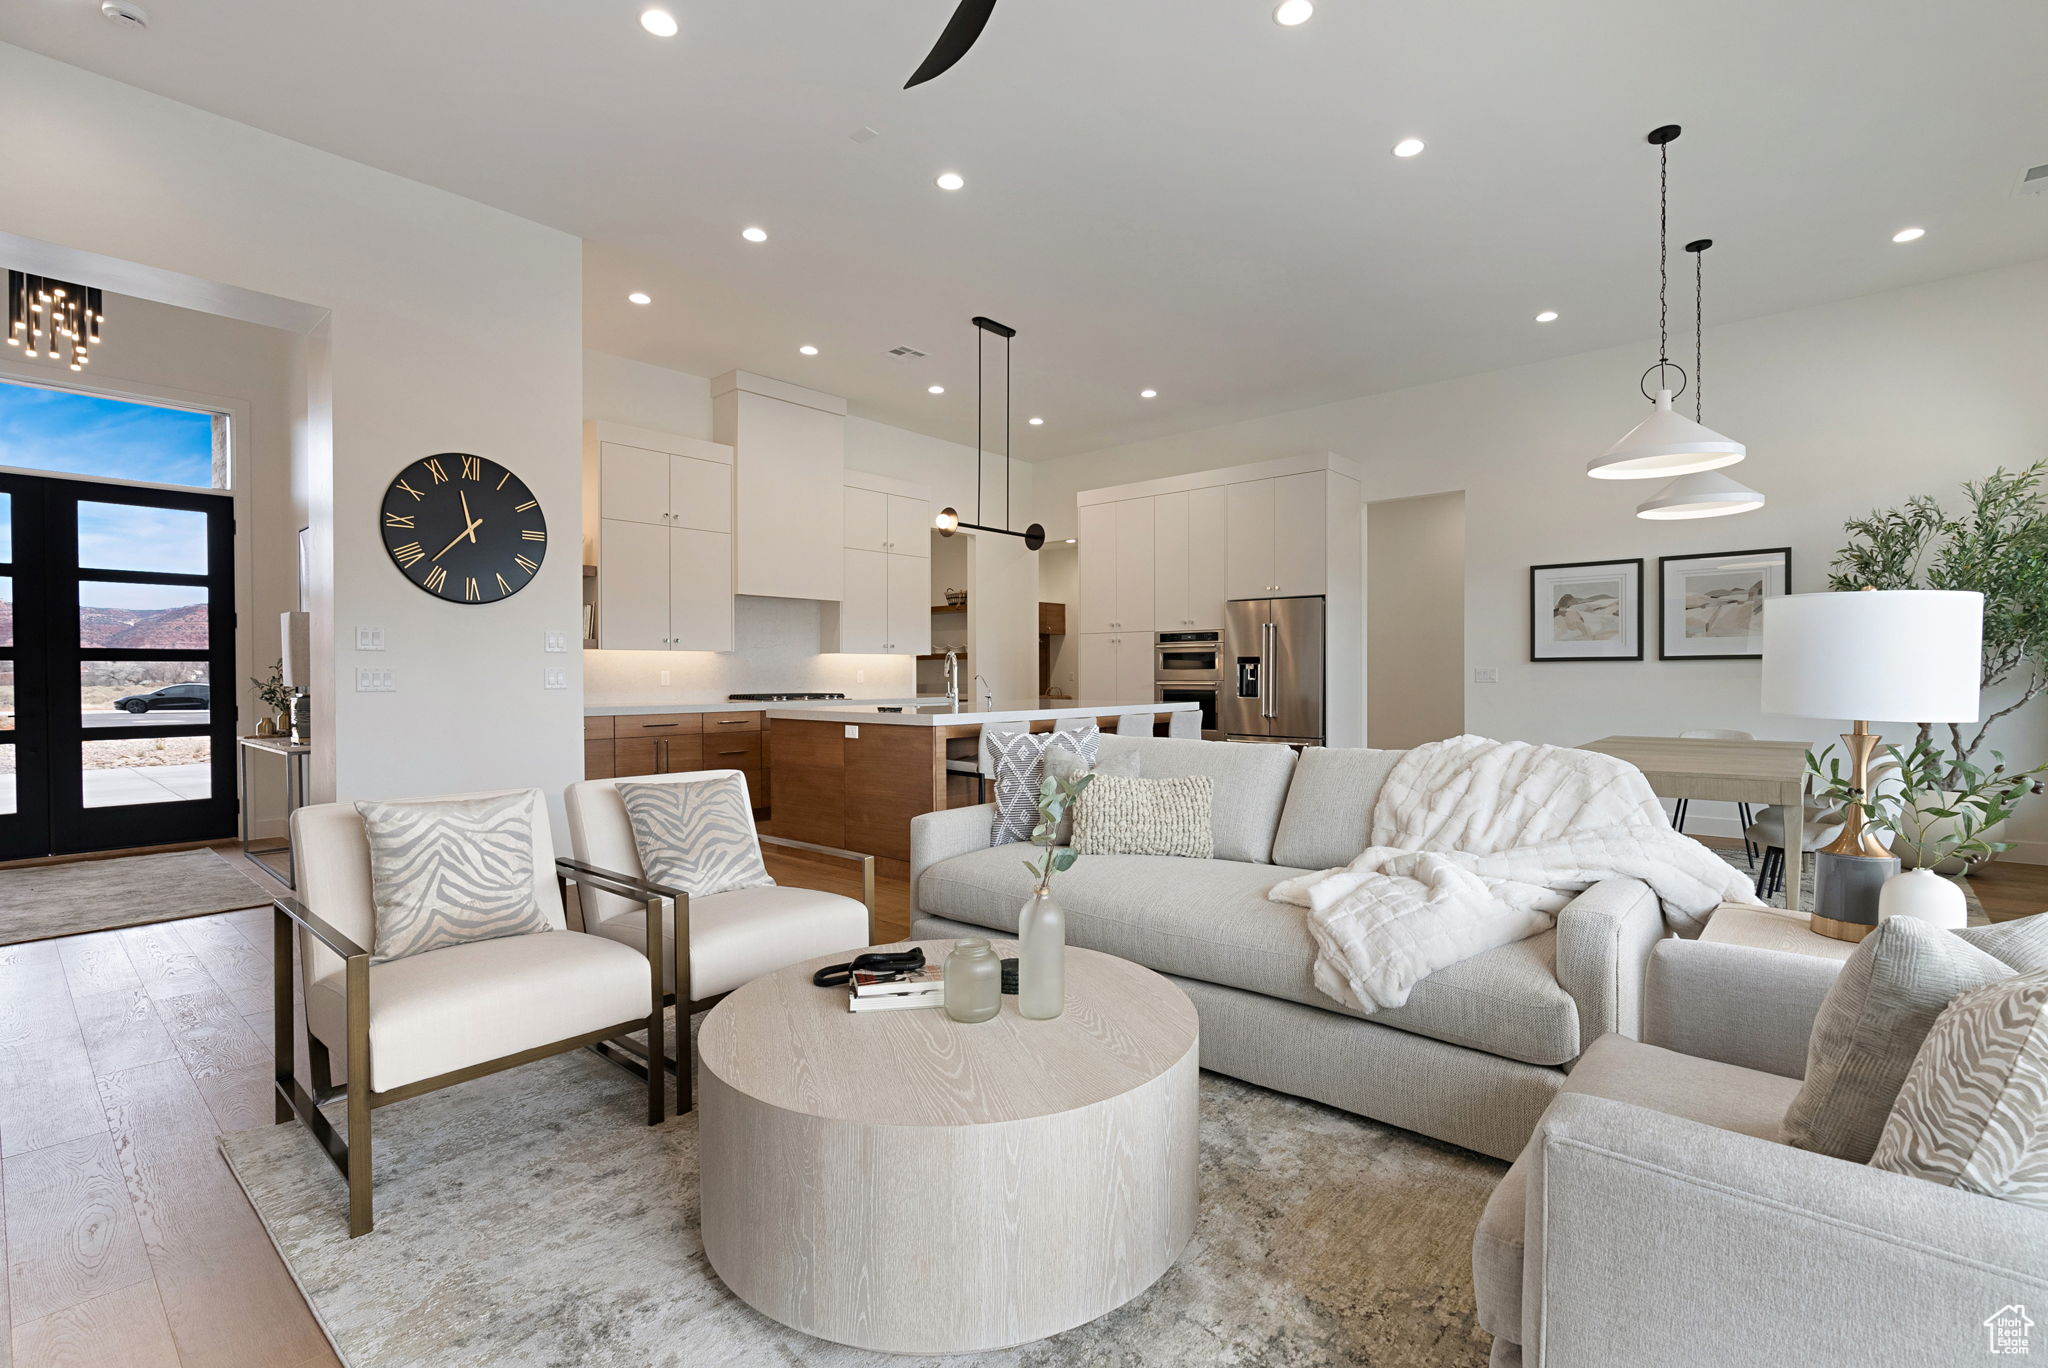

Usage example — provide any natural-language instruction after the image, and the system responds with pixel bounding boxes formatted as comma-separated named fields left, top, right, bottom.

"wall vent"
left=2017, top=162, right=2048, bottom=197
left=888, top=345, right=928, bottom=359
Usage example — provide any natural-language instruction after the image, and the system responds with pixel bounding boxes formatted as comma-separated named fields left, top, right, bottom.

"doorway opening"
left=1366, top=491, right=1466, bottom=749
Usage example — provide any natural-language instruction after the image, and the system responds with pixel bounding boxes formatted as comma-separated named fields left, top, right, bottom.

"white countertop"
left=585, top=696, right=942, bottom=718
left=764, top=699, right=1199, bottom=727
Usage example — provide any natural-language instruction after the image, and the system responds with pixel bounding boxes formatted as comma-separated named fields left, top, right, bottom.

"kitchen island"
left=765, top=699, right=1199, bottom=873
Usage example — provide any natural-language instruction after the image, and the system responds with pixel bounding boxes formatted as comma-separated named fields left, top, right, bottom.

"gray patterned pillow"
left=619, top=776, right=775, bottom=898
left=1071, top=774, right=1214, bottom=858
left=1783, top=916, right=2016, bottom=1163
left=988, top=725, right=1100, bottom=846
left=356, top=792, right=555, bottom=964
left=1872, top=972, right=2048, bottom=1209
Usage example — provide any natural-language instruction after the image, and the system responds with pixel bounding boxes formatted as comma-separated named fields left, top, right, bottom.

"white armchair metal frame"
left=271, top=793, right=669, bottom=1239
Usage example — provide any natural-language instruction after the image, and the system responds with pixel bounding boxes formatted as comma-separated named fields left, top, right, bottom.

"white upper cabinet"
left=713, top=372, right=848, bottom=602
left=1077, top=501, right=1118, bottom=633
left=1153, top=492, right=1190, bottom=632
left=1271, top=471, right=1329, bottom=597
left=1113, top=498, right=1155, bottom=631
left=598, top=442, right=671, bottom=527
left=1185, top=484, right=1228, bottom=627
left=670, top=452, right=733, bottom=534
left=1225, top=480, right=1277, bottom=600
left=844, top=486, right=888, bottom=551
left=834, top=548, right=890, bottom=653
left=1151, top=485, right=1227, bottom=629
left=668, top=525, right=736, bottom=652
left=1078, top=631, right=1155, bottom=704
left=586, top=422, right=739, bottom=653
left=886, top=553, right=931, bottom=654
left=887, top=494, right=930, bottom=558
left=597, top=517, right=670, bottom=650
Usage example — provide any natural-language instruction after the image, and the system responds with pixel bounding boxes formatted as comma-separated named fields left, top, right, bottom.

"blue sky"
left=0, top=380, right=215, bottom=489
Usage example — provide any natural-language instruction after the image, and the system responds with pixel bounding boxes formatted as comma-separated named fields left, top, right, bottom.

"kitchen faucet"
left=972, top=672, right=994, bottom=711
left=943, top=648, right=961, bottom=708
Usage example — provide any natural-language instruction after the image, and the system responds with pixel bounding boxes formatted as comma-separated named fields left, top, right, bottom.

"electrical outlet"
left=355, top=627, right=384, bottom=651
left=543, top=667, right=568, bottom=689
left=658, top=669, right=671, bottom=686
left=1473, top=667, right=1499, bottom=684
left=856, top=668, right=865, bottom=684
left=844, top=725, right=860, bottom=740
left=355, top=668, right=395, bottom=692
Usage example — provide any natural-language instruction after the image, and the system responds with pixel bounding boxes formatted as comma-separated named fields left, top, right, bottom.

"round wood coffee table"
left=697, top=940, right=1200, bottom=1354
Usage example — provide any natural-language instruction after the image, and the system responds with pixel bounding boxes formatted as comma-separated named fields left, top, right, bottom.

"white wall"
left=582, top=349, right=1043, bottom=704
left=1031, top=259, right=2048, bottom=857
left=1368, top=491, right=1466, bottom=749
left=0, top=43, right=587, bottom=827
left=1037, top=542, right=1081, bottom=697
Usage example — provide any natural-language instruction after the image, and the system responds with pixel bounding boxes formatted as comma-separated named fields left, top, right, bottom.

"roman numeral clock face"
left=380, top=454, right=546, bottom=603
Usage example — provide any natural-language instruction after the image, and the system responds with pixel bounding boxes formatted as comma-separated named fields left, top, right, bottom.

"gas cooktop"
left=727, top=692, right=849, bottom=702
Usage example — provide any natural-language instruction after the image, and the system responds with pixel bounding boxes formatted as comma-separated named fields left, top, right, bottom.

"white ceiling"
left=4, top=0, right=2045, bottom=457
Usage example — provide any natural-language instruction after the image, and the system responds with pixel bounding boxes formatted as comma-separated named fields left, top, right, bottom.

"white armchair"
left=272, top=788, right=665, bottom=1238
left=563, top=770, right=877, bottom=1113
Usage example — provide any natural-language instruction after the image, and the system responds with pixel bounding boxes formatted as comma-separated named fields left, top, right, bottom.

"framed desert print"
left=1530, top=558, right=1643, bottom=661
left=1658, top=547, right=1791, bottom=659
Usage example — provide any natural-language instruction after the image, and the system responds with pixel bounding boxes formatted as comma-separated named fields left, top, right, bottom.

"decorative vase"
left=1896, top=790, right=1993, bottom=876
left=1017, top=887, right=1066, bottom=1020
left=255, top=716, right=276, bottom=737
left=943, top=938, right=1001, bottom=1023
left=290, top=695, right=312, bottom=745
left=1878, top=867, right=1969, bottom=931
left=1812, top=849, right=1900, bottom=943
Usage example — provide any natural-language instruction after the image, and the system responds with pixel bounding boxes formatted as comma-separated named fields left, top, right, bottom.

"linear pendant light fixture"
left=1588, top=126, right=1747, bottom=483
left=7, top=271, right=104, bottom=371
left=935, top=315, right=1048, bottom=550
left=1637, top=238, right=1765, bottom=519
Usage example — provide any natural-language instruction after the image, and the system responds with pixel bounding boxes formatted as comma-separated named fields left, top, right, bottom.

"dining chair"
left=951, top=718, right=1030, bottom=803
left=273, top=788, right=664, bottom=1238
left=1671, top=728, right=1757, bottom=866
left=562, top=770, right=875, bottom=1115
left=1116, top=712, right=1155, bottom=736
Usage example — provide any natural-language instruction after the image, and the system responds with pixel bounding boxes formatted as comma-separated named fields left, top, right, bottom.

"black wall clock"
left=379, top=453, right=546, bottom=604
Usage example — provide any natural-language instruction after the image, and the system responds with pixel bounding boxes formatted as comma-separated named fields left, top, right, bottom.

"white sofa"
left=909, top=737, right=1673, bottom=1160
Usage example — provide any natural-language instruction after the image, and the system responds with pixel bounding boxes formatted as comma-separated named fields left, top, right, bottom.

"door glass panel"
left=0, top=575, right=10, bottom=647
left=80, top=661, right=210, bottom=729
left=77, top=501, right=208, bottom=574
left=0, top=490, right=11, bottom=561
left=0, top=739, right=14, bottom=815
left=79, top=581, right=208, bottom=649
left=0, top=658, right=12, bottom=735
left=80, top=734, right=212, bottom=807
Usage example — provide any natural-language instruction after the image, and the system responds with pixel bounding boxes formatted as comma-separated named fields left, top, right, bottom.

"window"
left=0, top=379, right=223, bottom=489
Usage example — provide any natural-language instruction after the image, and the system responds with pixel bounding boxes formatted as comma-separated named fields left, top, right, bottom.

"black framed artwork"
left=1657, top=547, right=1791, bottom=660
left=1529, top=558, right=1644, bottom=661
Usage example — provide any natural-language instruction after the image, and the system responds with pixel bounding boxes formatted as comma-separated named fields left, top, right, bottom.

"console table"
left=236, top=735, right=309, bottom=888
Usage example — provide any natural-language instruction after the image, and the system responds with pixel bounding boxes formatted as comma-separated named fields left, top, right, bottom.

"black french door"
left=0, top=473, right=236, bottom=860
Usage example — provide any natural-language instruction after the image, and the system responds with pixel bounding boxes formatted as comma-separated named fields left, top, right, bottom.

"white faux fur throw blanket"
left=1269, top=735, right=1763, bottom=1014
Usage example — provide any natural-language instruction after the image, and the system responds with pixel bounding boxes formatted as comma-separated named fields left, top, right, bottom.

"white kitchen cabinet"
left=1271, top=471, right=1329, bottom=596
left=598, top=443, right=671, bottom=527
left=1077, top=501, right=1118, bottom=633
left=671, top=454, right=733, bottom=534
left=1113, top=498, right=1155, bottom=633
left=887, top=554, right=930, bottom=654
left=1226, top=480, right=1277, bottom=600
left=597, top=518, right=670, bottom=651
left=1078, top=631, right=1154, bottom=704
left=844, top=486, right=888, bottom=551
left=1151, top=485, right=1227, bottom=629
left=668, top=526, right=737, bottom=651
left=887, top=494, right=930, bottom=558
left=834, top=549, right=890, bottom=653
left=713, top=373, right=848, bottom=602
left=585, top=423, right=739, bottom=653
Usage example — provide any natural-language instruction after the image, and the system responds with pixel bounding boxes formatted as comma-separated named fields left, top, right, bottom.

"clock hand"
left=430, top=518, right=483, bottom=562
left=459, top=490, right=480, bottom=543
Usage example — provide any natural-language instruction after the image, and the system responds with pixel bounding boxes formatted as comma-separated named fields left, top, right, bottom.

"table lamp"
left=1761, top=589, right=1982, bottom=941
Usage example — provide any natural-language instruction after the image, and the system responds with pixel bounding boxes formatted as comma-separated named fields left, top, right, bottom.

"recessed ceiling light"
left=100, top=1, right=149, bottom=28
left=627, top=291, right=652, bottom=306
left=1028, top=416, right=1044, bottom=425
left=936, top=172, right=966, bottom=191
left=639, top=8, right=679, bottom=37
left=1535, top=310, right=1558, bottom=323
left=799, top=345, right=819, bottom=356
left=1892, top=226, right=1926, bottom=243
left=741, top=226, right=768, bottom=243
left=1273, top=0, right=1314, bottom=25
left=1392, top=138, right=1426, bottom=158
left=1140, top=389, right=1158, bottom=399
left=928, top=385, right=946, bottom=395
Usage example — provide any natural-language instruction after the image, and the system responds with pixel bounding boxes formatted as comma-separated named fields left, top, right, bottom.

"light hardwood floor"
left=0, top=848, right=911, bottom=1368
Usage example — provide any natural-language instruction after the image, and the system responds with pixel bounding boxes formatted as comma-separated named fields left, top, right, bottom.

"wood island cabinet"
left=583, top=711, right=769, bottom=811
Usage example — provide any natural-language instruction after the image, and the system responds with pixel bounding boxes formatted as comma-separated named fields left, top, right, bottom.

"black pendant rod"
left=1686, top=238, right=1713, bottom=422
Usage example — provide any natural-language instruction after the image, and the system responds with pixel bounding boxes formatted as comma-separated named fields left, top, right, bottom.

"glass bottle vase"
left=1017, top=887, right=1066, bottom=1020
left=943, top=938, right=1001, bottom=1024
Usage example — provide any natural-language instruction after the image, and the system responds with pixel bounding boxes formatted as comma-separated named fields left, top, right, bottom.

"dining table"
left=1579, top=734, right=1813, bottom=912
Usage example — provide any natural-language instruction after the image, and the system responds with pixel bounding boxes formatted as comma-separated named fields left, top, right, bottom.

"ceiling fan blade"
left=904, top=0, right=999, bottom=88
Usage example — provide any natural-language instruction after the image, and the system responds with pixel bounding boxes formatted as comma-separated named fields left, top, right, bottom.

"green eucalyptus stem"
left=1020, top=772, right=1093, bottom=895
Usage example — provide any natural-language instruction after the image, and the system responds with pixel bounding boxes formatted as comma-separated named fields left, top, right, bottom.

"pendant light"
left=934, top=315, right=1048, bottom=551
left=1588, top=126, right=1746, bottom=481
left=1636, top=238, right=1766, bottom=519
left=7, top=271, right=104, bottom=371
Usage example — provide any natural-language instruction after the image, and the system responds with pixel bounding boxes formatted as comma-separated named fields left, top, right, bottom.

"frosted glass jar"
left=944, top=938, right=1002, bottom=1024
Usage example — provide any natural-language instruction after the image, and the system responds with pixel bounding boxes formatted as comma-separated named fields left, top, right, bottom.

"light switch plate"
left=543, top=667, right=568, bottom=690
left=355, top=627, right=384, bottom=651
left=355, top=668, right=395, bottom=692
left=1473, top=667, right=1499, bottom=684
left=856, top=669, right=865, bottom=684
left=844, top=725, right=860, bottom=739
left=544, top=630, right=569, bottom=653
left=658, top=670, right=671, bottom=686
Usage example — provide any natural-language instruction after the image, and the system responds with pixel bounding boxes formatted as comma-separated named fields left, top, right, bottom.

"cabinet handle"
left=714, top=719, right=748, bottom=725
left=642, top=722, right=680, bottom=729
left=716, top=749, right=747, bottom=757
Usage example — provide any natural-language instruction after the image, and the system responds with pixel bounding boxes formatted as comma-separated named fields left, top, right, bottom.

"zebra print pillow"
left=1872, top=971, right=2048, bottom=1210
left=356, top=791, right=556, bottom=964
left=988, top=725, right=1101, bottom=846
left=619, top=776, right=775, bottom=898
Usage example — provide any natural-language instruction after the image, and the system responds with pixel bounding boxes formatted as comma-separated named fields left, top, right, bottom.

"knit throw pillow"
left=1071, top=774, right=1215, bottom=859
left=1043, top=744, right=1142, bottom=844
left=1871, top=971, right=2048, bottom=1209
left=619, top=775, right=775, bottom=898
left=356, top=791, right=555, bottom=964
left=988, top=725, right=1100, bottom=846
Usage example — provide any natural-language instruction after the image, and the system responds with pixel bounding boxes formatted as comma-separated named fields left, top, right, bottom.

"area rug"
left=1708, top=844, right=1987, bottom=922
left=0, top=846, right=273, bottom=945
left=221, top=1040, right=1504, bottom=1368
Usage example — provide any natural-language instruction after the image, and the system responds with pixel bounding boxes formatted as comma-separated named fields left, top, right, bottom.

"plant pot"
left=1895, top=789, right=1993, bottom=875
left=1878, top=867, right=1968, bottom=931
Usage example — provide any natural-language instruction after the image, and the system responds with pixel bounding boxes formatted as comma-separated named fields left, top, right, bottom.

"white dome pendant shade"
left=1635, top=470, right=1767, bottom=520
left=1587, top=388, right=1746, bottom=479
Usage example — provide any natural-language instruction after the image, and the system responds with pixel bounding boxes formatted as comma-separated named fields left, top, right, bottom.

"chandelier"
left=7, top=272, right=104, bottom=372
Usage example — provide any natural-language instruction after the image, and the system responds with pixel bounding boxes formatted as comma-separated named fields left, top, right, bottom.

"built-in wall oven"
left=1156, top=630, right=1222, bottom=740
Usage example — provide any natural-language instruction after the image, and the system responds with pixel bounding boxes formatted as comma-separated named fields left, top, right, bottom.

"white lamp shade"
left=1635, top=470, right=1767, bottom=519
left=1761, top=590, right=1982, bottom=723
left=1588, top=389, right=1747, bottom=479
left=279, top=611, right=310, bottom=691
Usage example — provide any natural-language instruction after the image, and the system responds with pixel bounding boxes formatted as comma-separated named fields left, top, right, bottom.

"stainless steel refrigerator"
left=1221, top=596, right=1325, bottom=746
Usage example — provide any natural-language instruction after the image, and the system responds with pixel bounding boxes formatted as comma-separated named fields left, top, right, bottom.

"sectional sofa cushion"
left=918, top=843, right=1581, bottom=1066
left=1096, top=734, right=1299, bottom=864
left=1270, top=746, right=1406, bottom=869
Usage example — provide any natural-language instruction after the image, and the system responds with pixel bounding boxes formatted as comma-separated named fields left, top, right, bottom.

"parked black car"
left=114, top=683, right=211, bottom=714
